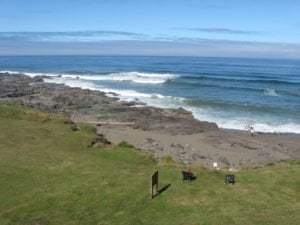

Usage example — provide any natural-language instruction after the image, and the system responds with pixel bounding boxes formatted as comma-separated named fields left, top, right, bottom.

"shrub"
left=77, top=123, right=97, bottom=134
left=117, top=141, right=134, bottom=148
left=70, top=124, right=79, bottom=132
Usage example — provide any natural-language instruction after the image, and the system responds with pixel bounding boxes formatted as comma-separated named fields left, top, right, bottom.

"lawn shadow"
left=190, top=176, right=197, bottom=181
left=153, top=183, right=171, bottom=198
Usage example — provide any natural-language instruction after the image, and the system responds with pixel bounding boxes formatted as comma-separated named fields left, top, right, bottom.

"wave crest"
left=264, top=89, right=279, bottom=97
left=89, top=72, right=176, bottom=84
left=1, top=70, right=177, bottom=84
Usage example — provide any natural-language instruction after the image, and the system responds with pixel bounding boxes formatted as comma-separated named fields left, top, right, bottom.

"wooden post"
left=150, top=170, right=158, bottom=199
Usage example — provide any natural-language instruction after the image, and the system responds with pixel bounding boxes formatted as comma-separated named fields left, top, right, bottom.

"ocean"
left=1, top=56, right=300, bottom=133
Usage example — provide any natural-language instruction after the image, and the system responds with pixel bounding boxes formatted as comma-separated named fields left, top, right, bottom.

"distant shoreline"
left=1, top=67, right=299, bottom=134
left=1, top=72, right=299, bottom=169
left=2, top=71, right=300, bottom=136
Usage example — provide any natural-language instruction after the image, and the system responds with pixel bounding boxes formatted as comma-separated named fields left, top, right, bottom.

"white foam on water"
left=99, top=88, right=185, bottom=107
left=104, top=72, right=176, bottom=84
left=251, top=122, right=300, bottom=133
left=44, top=77, right=99, bottom=91
left=0, top=70, right=20, bottom=75
left=0, top=70, right=59, bottom=78
left=264, top=89, right=279, bottom=97
left=63, top=72, right=176, bottom=84
left=100, top=88, right=153, bottom=98
left=44, top=76, right=167, bottom=102
left=192, top=112, right=300, bottom=134
left=43, top=74, right=183, bottom=104
left=1, top=70, right=177, bottom=84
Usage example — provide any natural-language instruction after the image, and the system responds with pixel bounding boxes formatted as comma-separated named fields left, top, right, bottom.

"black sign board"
left=150, top=170, right=158, bottom=199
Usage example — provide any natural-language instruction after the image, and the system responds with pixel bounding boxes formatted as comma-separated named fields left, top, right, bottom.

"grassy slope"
left=0, top=102, right=299, bottom=225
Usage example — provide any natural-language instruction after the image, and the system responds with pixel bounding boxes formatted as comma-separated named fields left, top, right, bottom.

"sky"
left=0, top=0, right=300, bottom=58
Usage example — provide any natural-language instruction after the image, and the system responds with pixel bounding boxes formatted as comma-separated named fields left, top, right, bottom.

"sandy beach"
left=1, top=72, right=299, bottom=169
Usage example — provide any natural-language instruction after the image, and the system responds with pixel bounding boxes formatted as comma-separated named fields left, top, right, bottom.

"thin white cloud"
left=0, top=31, right=146, bottom=42
left=176, top=27, right=261, bottom=35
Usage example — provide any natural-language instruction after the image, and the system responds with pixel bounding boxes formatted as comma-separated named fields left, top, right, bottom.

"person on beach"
left=250, top=126, right=255, bottom=136
left=244, top=123, right=250, bottom=133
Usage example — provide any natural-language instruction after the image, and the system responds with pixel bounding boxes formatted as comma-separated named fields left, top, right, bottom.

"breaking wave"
left=194, top=115, right=300, bottom=134
left=0, top=71, right=176, bottom=84
left=0, top=70, right=60, bottom=77
left=79, top=72, right=177, bottom=84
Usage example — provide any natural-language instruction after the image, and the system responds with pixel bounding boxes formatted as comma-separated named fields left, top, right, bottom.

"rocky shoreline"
left=1, top=72, right=299, bottom=169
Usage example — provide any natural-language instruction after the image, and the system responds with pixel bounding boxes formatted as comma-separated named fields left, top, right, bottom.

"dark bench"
left=182, top=171, right=197, bottom=181
left=225, top=174, right=236, bottom=184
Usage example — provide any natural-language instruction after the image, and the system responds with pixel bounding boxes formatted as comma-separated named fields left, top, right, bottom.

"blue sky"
left=1, top=0, right=300, bottom=58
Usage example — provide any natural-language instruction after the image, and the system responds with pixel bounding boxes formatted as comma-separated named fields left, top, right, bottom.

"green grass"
left=117, top=141, right=135, bottom=149
left=0, top=102, right=299, bottom=225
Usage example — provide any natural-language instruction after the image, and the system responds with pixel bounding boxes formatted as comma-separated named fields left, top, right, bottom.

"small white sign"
left=213, top=162, right=218, bottom=168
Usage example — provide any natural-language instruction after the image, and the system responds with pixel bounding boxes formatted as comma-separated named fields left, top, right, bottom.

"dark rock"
left=88, top=134, right=112, bottom=148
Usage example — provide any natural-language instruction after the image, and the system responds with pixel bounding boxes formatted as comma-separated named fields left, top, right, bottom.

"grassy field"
left=0, top=102, right=299, bottom=225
